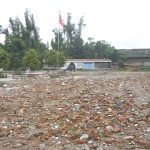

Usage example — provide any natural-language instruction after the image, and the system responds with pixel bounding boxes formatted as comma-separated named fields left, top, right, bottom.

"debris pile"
left=0, top=71, right=150, bottom=149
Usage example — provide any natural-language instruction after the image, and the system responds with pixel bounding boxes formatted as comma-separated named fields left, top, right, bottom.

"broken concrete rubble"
left=0, top=71, right=150, bottom=149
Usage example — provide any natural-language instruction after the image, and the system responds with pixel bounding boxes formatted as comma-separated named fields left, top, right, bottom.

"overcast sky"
left=0, top=0, right=150, bottom=49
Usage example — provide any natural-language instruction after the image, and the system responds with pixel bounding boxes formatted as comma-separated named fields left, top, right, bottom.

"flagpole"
left=57, top=28, right=59, bottom=69
left=57, top=11, right=60, bottom=69
left=57, top=11, right=63, bottom=69
left=58, top=29, right=59, bottom=51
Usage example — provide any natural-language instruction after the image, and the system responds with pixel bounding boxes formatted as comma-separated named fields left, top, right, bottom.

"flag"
left=58, top=11, right=63, bottom=52
left=59, top=12, right=63, bottom=29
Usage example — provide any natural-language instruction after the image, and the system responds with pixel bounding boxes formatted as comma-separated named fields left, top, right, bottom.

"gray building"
left=62, top=59, right=112, bottom=70
left=119, top=49, right=150, bottom=66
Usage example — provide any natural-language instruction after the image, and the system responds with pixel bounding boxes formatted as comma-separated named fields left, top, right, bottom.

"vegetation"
left=0, top=48, right=10, bottom=69
left=22, top=49, right=40, bottom=70
left=45, top=50, right=65, bottom=68
left=51, top=13, right=122, bottom=62
left=0, top=10, right=124, bottom=71
left=0, top=81, right=5, bottom=86
left=0, top=72, right=7, bottom=78
left=139, top=66, right=150, bottom=71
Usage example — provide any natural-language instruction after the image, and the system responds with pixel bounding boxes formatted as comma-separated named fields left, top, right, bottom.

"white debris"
left=80, top=134, right=89, bottom=140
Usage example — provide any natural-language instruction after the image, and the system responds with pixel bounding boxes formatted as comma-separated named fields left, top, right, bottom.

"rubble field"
left=0, top=71, right=150, bottom=150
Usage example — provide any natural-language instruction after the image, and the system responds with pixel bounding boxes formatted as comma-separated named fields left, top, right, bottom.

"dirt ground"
left=0, top=71, right=150, bottom=150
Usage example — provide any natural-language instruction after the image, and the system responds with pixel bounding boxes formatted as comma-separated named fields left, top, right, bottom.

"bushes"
left=0, top=48, right=10, bottom=69
left=139, top=66, right=150, bottom=71
left=0, top=72, right=7, bottom=78
left=22, top=49, right=40, bottom=70
left=0, top=81, right=5, bottom=87
left=118, top=61, right=125, bottom=68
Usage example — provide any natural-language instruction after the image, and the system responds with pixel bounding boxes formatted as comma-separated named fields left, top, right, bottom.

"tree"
left=51, top=28, right=64, bottom=51
left=0, top=25, right=3, bottom=34
left=93, top=41, right=114, bottom=59
left=23, top=10, right=48, bottom=64
left=5, top=37, right=27, bottom=69
left=82, top=39, right=122, bottom=62
left=57, top=51, right=66, bottom=67
left=0, top=43, right=4, bottom=49
left=9, top=17, right=22, bottom=38
left=23, top=9, right=42, bottom=50
left=70, top=36, right=84, bottom=58
left=0, top=10, right=48, bottom=70
left=52, top=14, right=86, bottom=58
left=46, top=50, right=57, bottom=68
left=83, top=38, right=95, bottom=58
left=0, top=48, right=10, bottom=69
left=51, top=13, right=76, bottom=56
left=63, top=13, right=75, bottom=46
left=22, top=49, right=40, bottom=70
left=46, top=50, right=65, bottom=68
left=109, top=49, right=120, bottom=63
left=117, top=52, right=127, bottom=68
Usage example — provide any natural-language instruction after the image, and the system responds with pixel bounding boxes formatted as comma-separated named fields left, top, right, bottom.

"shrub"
left=0, top=81, right=5, bottom=87
left=0, top=72, right=7, bottom=78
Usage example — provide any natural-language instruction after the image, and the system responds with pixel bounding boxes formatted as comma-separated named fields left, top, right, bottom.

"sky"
left=0, top=0, right=150, bottom=49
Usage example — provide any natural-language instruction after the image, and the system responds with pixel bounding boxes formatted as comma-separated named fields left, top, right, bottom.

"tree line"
left=0, top=10, right=123, bottom=70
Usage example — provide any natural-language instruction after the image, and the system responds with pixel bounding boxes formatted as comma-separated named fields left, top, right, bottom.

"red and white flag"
left=59, top=12, right=63, bottom=29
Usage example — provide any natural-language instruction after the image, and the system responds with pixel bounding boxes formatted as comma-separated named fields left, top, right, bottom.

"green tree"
left=83, top=38, right=96, bottom=58
left=51, top=13, right=76, bottom=57
left=70, top=36, right=84, bottom=58
left=0, top=10, right=48, bottom=70
left=117, top=53, right=127, bottom=68
left=22, top=49, right=40, bottom=70
left=109, top=49, right=120, bottom=63
left=5, top=37, right=27, bottom=69
left=0, top=48, right=10, bottom=69
left=0, top=25, right=4, bottom=34
left=46, top=50, right=65, bottom=68
left=0, top=43, right=5, bottom=49
left=82, top=39, right=121, bottom=62
left=23, top=10, right=48, bottom=65
left=23, top=9, right=40, bottom=49
left=9, top=17, right=22, bottom=38
left=63, top=13, right=75, bottom=47
left=53, top=14, right=85, bottom=58
left=46, top=50, right=57, bottom=68
left=57, top=51, right=66, bottom=67
left=94, top=41, right=114, bottom=59
left=51, top=28, right=64, bottom=51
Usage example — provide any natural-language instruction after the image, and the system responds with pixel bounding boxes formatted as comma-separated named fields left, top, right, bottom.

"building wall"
left=126, top=58, right=150, bottom=66
left=83, top=62, right=94, bottom=70
left=62, top=59, right=112, bottom=70
left=75, top=62, right=83, bottom=69
left=144, top=62, right=150, bottom=66
left=118, top=49, right=150, bottom=67
left=95, top=62, right=111, bottom=69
